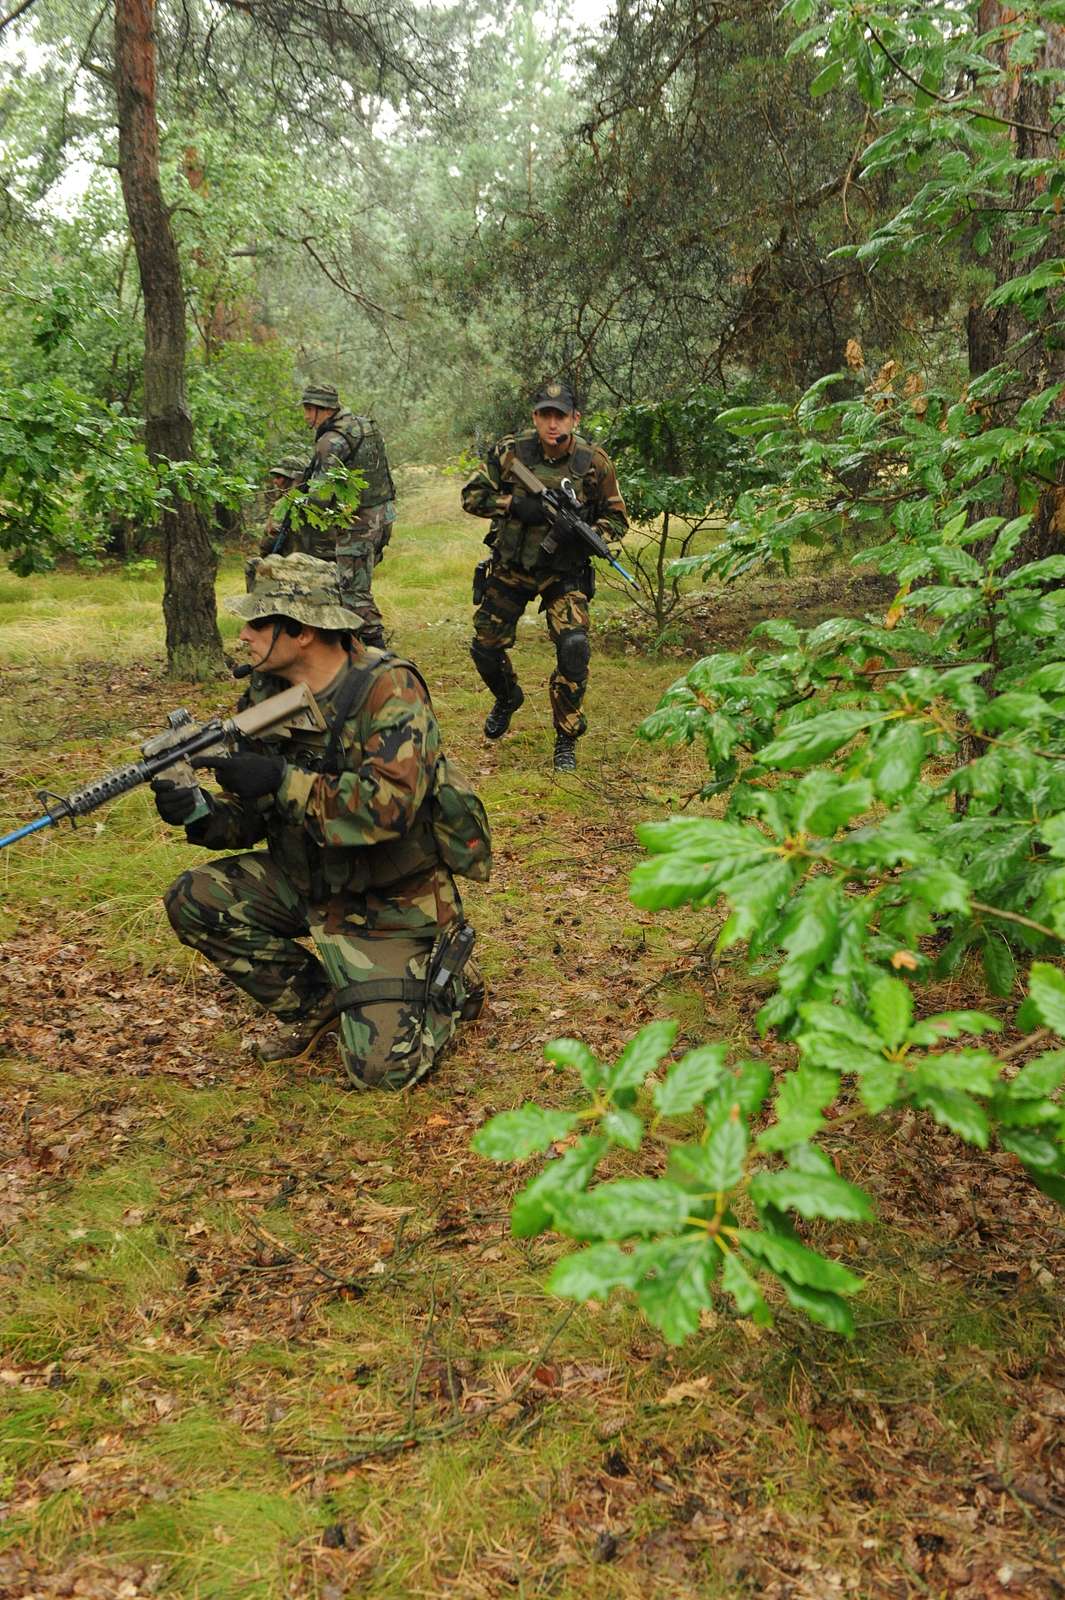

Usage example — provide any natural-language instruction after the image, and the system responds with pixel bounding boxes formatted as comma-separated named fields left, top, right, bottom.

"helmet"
left=268, top=453, right=306, bottom=480
left=301, top=382, right=340, bottom=409
left=225, top=554, right=363, bottom=631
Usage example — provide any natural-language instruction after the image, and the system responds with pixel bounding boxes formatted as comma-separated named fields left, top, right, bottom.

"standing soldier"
left=259, top=453, right=309, bottom=557
left=301, top=382, right=396, bottom=649
left=154, top=554, right=486, bottom=1090
left=461, top=381, right=628, bottom=771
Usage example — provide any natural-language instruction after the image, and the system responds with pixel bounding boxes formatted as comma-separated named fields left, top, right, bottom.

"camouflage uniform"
left=260, top=452, right=310, bottom=558
left=162, top=555, right=479, bottom=1091
left=303, top=383, right=396, bottom=649
left=461, top=397, right=628, bottom=740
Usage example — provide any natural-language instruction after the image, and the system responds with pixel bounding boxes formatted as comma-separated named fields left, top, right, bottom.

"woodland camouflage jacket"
left=186, top=651, right=460, bottom=935
left=461, top=430, right=628, bottom=574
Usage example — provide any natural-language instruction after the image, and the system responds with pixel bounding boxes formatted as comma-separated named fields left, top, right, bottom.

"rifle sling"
left=323, top=652, right=433, bottom=777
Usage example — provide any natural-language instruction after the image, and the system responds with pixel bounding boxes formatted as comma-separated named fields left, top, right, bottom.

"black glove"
left=509, top=493, right=545, bottom=525
left=200, top=752, right=286, bottom=800
left=151, top=778, right=205, bottom=826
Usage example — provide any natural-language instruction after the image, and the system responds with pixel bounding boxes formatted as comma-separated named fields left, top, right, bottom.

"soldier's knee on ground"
left=337, top=1000, right=440, bottom=1092
left=556, top=628, right=591, bottom=683
left=335, top=980, right=470, bottom=1092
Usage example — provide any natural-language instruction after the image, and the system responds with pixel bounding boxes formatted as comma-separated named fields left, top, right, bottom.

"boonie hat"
left=226, top=553, right=363, bottom=632
left=531, top=380, right=576, bottom=413
left=301, top=382, right=340, bottom=409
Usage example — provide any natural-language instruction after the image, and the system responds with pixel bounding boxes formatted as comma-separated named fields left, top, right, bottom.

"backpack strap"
left=323, top=652, right=433, bottom=776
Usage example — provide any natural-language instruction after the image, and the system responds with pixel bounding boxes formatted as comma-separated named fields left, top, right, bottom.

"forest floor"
left=0, top=477, right=1062, bottom=1600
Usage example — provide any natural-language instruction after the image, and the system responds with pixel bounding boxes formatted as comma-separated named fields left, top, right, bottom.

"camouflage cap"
left=301, top=382, right=340, bottom=409
left=225, top=553, right=364, bottom=631
left=268, top=453, right=306, bottom=480
left=531, top=379, right=577, bottom=413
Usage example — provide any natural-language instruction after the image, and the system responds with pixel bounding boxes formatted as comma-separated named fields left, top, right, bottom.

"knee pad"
left=556, top=629, right=590, bottom=682
left=471, top=640, right=509, bottom=691
left=471, top=639, right=503, bottom=669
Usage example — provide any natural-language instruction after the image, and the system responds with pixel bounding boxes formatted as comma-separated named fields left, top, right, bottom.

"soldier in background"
left=259, top=453, right=309, bottom=557
left=301, top=382, right=396, bottom=649
left=461, top=381, right=628, bottom=771
left=154, top=554, right=483, bottom=1090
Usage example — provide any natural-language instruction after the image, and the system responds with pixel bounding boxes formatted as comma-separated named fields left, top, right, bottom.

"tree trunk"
left=114, top=0, right=223, bottom=678
left=967, top=7, right=1065, bottom=564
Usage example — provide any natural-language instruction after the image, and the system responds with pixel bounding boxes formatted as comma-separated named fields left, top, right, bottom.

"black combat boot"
left=484, top=685, right=524, bottom=740
left=553, top=733, right=577, bottom=772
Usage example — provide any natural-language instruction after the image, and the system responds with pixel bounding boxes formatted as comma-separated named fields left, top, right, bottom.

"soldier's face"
left=533, top=407, right=578, bottom=450
left=268, top=474, right=292, bottom=492
left=303, top=404, right=327, bottom=428
left=239, top=617, right=301, bottom=674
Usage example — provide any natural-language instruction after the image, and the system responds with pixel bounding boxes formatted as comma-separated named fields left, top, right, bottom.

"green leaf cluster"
left=473, top=1022, right=868, bottom=1340
left=475, top=1, right=1065, bottom=1347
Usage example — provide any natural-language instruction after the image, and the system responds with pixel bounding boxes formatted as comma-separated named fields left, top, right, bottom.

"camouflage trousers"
left=336, top=502, right=395, bottom=648
left=164, top=851, right=475, bottom=1091
left=471, top=564, right=591, bottom=738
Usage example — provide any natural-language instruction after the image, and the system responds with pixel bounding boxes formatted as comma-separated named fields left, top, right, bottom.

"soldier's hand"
left=151, top=778, right=205, bottom=826
left=200, top=753, right=286, bottom=800
left=509, top=493, right=544, bottom=525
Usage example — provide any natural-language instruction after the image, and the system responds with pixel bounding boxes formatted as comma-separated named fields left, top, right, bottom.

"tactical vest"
left=493, top=432, right=599, bottom=573
left=245, top=653, right=441, bottom=903
left=320, top=411, right=396, bottom=510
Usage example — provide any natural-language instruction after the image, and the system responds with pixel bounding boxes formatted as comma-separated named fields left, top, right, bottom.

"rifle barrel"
left=0, top=815, right=55, bottom=850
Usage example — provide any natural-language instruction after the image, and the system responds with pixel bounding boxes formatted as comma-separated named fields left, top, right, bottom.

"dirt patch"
left=688, top=564, right=897, bottom=650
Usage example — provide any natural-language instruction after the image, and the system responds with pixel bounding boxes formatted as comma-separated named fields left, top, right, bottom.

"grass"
left=0, top=477, right=1062, bottom=1598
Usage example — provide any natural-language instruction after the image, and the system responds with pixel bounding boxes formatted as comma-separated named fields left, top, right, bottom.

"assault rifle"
left=507, top=457, right=636, bottom=586
left=269, top=502, right=295, bottom=556
left=0, top=683, right=327, bottom=851
left=269, top=468, right=311, bottom=556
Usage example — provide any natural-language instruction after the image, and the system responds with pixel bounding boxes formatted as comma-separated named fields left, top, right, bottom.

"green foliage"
left=476, top=0, right=1065, bottom=1346
left=0, top=380, right=160, bottom=573
left=187, top=342, right=303, bottom=490
left=474, top=1021, right=869, bottom=1341
left=0, top=373, right=257, bottom=573
left=475, top=977, right=1065, bottom=1341
left=591, top=387, right=773, bottom=632
left=597, top=387, right=769, bottom=526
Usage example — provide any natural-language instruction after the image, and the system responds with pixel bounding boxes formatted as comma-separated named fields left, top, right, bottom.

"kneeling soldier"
left=155, top=554, right=485, bottom=1090
left=461, top=380, right=628, bottom=771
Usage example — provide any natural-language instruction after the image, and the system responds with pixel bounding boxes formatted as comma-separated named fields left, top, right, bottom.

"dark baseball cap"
left=531, top=380, right=577, bottom=413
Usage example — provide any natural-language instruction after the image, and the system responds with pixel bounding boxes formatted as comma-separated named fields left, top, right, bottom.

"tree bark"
left=114, top=0, right=224, bottom=678
left=967, top=6, right=1065, bottom=564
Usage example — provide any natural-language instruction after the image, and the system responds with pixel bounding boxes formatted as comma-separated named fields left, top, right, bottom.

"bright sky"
left=2, top=0, right=619, bottom=216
